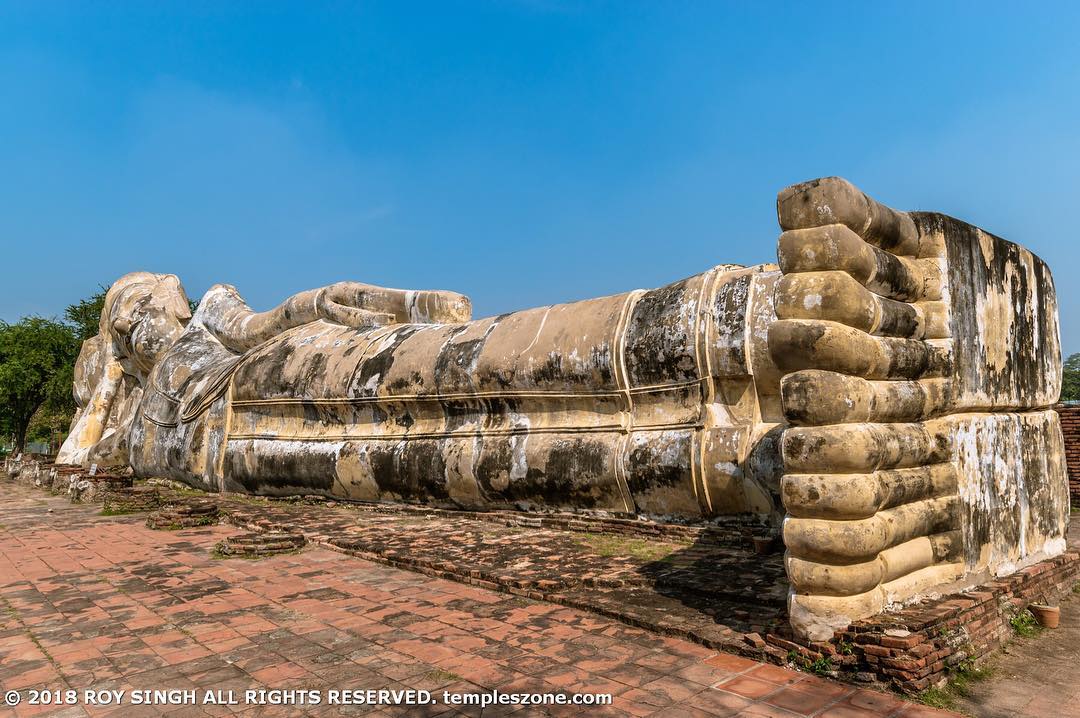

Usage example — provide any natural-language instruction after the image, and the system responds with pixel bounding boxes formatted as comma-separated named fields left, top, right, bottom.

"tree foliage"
left=26, top=405, right=73, bottom=447
left=1062, top=353, right=1080, bottom=402
left=0, top=317, right=81, bottom=453
left=0, top=283, right=127, bottom=453
left=64, top=286, right=108, bottom=342
left=0, top=283, right=141, bottom=454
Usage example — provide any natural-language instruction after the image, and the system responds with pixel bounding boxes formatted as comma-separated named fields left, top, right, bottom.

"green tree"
left=26, top=405, right=72, bottom=453
left=0, top=317, right=80, bottom=453
left=2, top=282, right=193, bottom=454
left=64, top=286, right=107, bottom=341
left=1062, top=353, right=1080, bottom=402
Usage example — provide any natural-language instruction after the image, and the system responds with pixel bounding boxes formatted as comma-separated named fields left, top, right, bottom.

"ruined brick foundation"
left=1056, top=403, right=1080, bottom=505
left=761, top=543, right=1080, bottom=694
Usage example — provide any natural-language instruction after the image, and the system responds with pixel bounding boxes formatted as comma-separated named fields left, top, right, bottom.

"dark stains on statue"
left=433, top=321, right=496, bottom=393
left=387, top=371, right=425, bottom=393
left=362, top=442, right=450, bottom=503
left=626, top=436, right=695, bottom=515
left=226, top=440, right=336, bottom=495
left=917, top=211, right=1059, bottom=408
left=530, top=353, right=565, bottom=385
left=472, top=437, right=616, bottom=509
left=352, top=325, right=426, bottom=397
left=625, top=277, right=700, bottom=386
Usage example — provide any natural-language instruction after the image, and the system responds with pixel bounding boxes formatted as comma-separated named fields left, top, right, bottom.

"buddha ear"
left=171, top=293, right=193, bottom=320
left=112, top=317, right=132, bottom=336
left=161, top=274, right=192, bottom=319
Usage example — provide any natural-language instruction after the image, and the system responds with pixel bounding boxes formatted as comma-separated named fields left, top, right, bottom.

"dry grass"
left=575, top=533, right=680, bottom=562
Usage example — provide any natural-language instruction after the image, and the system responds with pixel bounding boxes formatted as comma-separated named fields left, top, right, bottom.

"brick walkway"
left=220, top=493, right=788, bottom=649
left=0, top=484, right=954, bottom=717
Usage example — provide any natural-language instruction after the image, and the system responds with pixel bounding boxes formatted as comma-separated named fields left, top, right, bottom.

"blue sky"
left=2, top=2, right=1079, bottom=353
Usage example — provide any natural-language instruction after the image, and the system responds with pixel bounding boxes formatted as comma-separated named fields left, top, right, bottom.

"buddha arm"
left=196, top=282, right=472, bottom=353
left=56, top=354, right=125, bottom=465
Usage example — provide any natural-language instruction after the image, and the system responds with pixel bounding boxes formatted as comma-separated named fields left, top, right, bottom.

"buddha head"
left=102, top=272, right=192, bottom=378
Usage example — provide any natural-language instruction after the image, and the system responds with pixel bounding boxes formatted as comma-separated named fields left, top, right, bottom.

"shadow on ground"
left=633, top=526, right=789, bottom=638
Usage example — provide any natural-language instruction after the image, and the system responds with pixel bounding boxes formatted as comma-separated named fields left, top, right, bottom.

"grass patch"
left=150, top=515, right=218, bottom=531
left=25, top=629, right=58, bottom=666
left=785, top=650, right=834, bottom=677
left=168, top=486, right=209, bottom=497
left=224, top=494, right=272, bottom=506
left=425, top=668, right=462, bottom=682
left=100, top=507, right=143, bottom=516
left=949, top=662, right=993, bottom=696
left=575, top=533, right=680, bottom=562
left=210, top=547, right=302, bottom=561
left=916, top=659, right=994, bottom=712
left=918, top=686, right=954, bottom=710
left=1009, top=609, right=1041, bottom=638
left=137, top=477, right=206, bottom=495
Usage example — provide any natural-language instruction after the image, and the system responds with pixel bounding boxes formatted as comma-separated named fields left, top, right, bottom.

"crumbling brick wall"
left=1055, top=404, right=1080, bottom=505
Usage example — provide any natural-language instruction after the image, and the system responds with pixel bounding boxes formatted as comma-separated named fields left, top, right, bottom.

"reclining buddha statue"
left=57, top=177, right=1067, bottom=640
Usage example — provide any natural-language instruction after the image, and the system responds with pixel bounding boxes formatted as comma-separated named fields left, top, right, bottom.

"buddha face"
left=105, top=273, right=192, bottom=378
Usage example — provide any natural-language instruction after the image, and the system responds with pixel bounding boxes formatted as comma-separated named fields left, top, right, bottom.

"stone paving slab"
left=0, top=483, right=954, bottom=717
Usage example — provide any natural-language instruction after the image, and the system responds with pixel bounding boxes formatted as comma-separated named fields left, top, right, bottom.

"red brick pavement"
left=0, top=485, right=956, bottom=717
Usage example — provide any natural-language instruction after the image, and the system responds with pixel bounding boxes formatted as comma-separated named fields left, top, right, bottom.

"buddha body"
left=59, top=263, right=786, bottom=519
